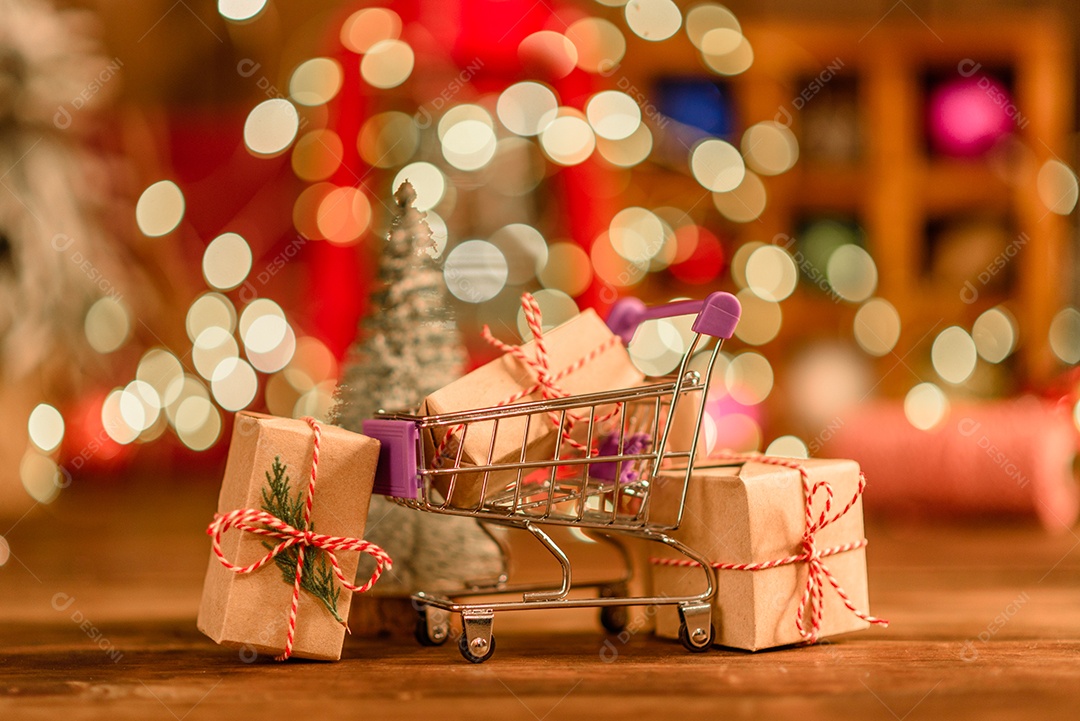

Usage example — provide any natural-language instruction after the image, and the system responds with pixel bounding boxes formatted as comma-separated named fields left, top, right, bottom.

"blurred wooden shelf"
left=619, top=12, right=1072, bottom=397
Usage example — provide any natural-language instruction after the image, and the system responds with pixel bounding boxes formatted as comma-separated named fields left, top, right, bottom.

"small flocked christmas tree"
left=333, top=181, right=464, bottom=427
left=333, top=182, right=500, bottom=616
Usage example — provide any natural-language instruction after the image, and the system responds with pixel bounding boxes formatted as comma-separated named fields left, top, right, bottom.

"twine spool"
left=822, top=396, right=1078, bottom=533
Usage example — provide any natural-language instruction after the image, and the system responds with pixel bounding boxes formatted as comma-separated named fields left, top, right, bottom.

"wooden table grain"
left=1, top=482, right=1078, bottom=720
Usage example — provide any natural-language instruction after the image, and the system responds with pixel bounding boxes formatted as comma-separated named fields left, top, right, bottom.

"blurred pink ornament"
left=927, top=76, right=1015, bottom=157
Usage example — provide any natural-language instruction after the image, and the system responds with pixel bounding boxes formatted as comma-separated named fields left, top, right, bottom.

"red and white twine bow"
left=436, top=292, right=621, bottom=462
left=652, top=452, right=887, bottom=643
left=206, top=417, right=392, bottom=661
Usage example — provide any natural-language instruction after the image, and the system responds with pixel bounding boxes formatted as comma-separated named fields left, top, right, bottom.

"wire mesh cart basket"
left=363, top=292, right=741, bottom=662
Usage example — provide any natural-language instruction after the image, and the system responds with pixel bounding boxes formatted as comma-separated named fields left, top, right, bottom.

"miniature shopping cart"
left=363, top=292, right=741, bottom=662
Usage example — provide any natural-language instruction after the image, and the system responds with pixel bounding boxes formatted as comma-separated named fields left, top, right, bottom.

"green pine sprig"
left=260, top=456, right=344, bottom=623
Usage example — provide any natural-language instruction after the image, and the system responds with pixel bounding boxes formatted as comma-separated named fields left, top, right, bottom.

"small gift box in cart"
left=362, top=291, right=742, bottom=663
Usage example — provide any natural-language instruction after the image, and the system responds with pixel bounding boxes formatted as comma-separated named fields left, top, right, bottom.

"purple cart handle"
left=363, top=418, right=420, bottom=499
left=606, top=292, right=741, bottom=343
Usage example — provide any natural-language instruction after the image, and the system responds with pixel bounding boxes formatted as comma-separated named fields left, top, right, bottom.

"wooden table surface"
left=1, top=482, right=1078, bottom=720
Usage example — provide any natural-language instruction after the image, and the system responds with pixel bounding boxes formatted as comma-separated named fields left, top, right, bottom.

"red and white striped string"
left=206, top=417, right=392, bottom=661
left=435, top=292, right=621, bottom=464
left=651, top=452, right=887, bottom=643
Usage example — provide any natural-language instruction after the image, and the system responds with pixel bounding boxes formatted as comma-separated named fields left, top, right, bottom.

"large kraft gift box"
left=198, top=412, right=381, bottom=661
left=420, top=308, right=644, bottom=508
left=651, top=457, right=873, bottom=651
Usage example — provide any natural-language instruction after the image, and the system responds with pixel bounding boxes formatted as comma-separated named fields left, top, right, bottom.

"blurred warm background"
left=2, top=0, right=1079, bottom=532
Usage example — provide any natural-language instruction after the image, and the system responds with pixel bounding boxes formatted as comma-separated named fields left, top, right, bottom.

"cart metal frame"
left=363, top=292, right=741, bottom=662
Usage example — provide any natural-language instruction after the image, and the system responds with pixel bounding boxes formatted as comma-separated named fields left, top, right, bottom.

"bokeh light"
left=625, top=0, right=682, bottom=42
left=294, top=381, right=338, bottom=422
left=218, top=0, right=266, bottom=22
left=341, top=8, right=401, bottom=53
left=211, top=357, right=258, bottom=412
left=137, top=348, right=185, bottom=406
left=904, top=382, right=949, bottom=431
left=497, top=82, right=559, bottom=137
left=628, top=317, right=690, bottom=376
left=827, top=244, right=877, bottom=302
left=175, top=396, right=222, bottom=451
left=729, top=240, right=762, bottom=289
left=135, top=180, right=185, bottom=237
left=853, top=298, right=901, bottom=356
left=685, top=4, right=741, bottom=50
left=586, top=91, right=641, bottom=141
left=247, top=322, right=297, bottom=374
left=609, top=207, right=664, bottom=264
left=359, top=111, right=419, bottom=168
left=84, top=297, right=130, bottom=354
left=744, top=244, right=797, bottom=301
left=444, top=240, right=508, bottom=303
left=702, top=35, right=753, bottom=75
left=244, top=99, right=300, bottom=157
left=1049, top=307, right=1080, bottom=364
left=741, top=121, right=799, bottom=175
left=193, top=326, right=240, bottom=381
left=360, top=39, right=415, bottom=89
left=441, top=116, right=498, bottom=172
left=20, top=450, right=62, bottom=503
left=289, top=58, right=343, bottom=107
left=392, top=162, right=446, bottom=212
left=700, top=27, right=743, bottom=56
left=1037, top=160, right=1079, bottom=215
left=591, top=232, right=648, bottom=287
left=567, top=17, right=626, bottom=73
left=734, top=289, right=782, bottom=346
left=518, top=31, right=578, bottom=79
left=931, top=326, right=978, bottom=384
left=490, top=224, right=548, bottom=284
left=243, top=314, right=289, bottom=356
left=164, top=374, right=210, bottom=428
left=28, top=404, right=64, bottom=453
left=102, top=388, right=139, bottom=445
left=538, top=242, right=593, bottom=296
left=765, top=435, right=809, bottom=459
left=292, top=129, right=344, bottom=181
left=121, top=380, right=161, bottom=434
left=690, top=138, right=745, bottom=192
left=540, top=111, right=596, bottom=166
left=726, top=351, right=774, bottom=405
left=186, top=292, right=236, bottom=342
left=240, top=298, right=287, bottom=355
left=202, top=232, right=252, bottom=291
left=317, top=186, right=372, bottom=245
left=971, top=306, right=1017, bottom=363
left=596, top=124, right=653, bottom=167
left=712, top=170, right=767, bottom=222
left=283, top=336, right=337, bottom=394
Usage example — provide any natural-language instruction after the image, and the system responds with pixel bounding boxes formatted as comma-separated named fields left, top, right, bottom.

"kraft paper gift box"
left=198, top=412, right=381, bottom=661
left=651, top=458, right=873, bottom=651
left=420, top=308, right=643, bottom=508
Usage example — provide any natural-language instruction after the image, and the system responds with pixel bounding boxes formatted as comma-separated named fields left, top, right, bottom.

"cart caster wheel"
left=678, top=621, right=715, bottom=653
left=600, top=605, right=628, bottom=635
left=458, top=631, right=496, bottom=663
left=414, top=609, right=450, bottom=647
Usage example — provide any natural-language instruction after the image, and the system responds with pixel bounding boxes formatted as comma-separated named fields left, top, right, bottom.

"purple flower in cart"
left=591, top=432, right=652, bottom=483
